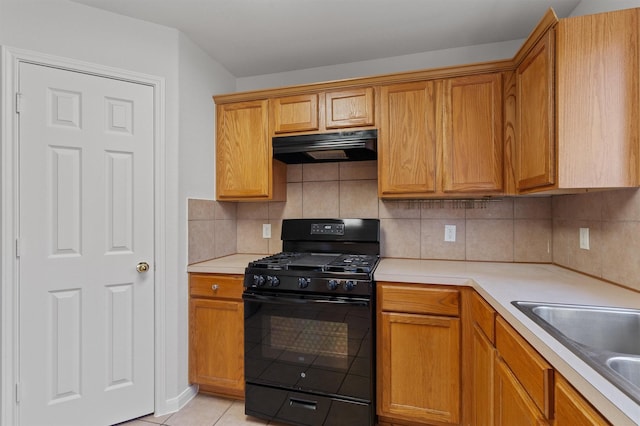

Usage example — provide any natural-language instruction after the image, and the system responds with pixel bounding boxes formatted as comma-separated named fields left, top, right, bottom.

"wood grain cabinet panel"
left=379, top=73, right=505, bottom=199
left=554, top=375, right=610, bottom=426
left=469, top=291, right=615, bottom=426
left=216, top=100, right=286, bottom=201
left=555, top=9, right=639, bottom=189
left=378, top=81, right=439, bottom=197
left=496, top=316, right=554, bottom=418
left=189, top=274, right=244, bottom=398
left=190, top=274, right=244, bottom=299
left=377, top=283, right=461, bottom=425
left=516, top=8, right=640, bottom=194
left=471, top=291, right=496, bottom=343
left=271, top=94, right=319, bottom=133
left=442, top=73, right=503, bottom=193
left=471, top=292, right=497, bottom=426
left=494, top=357, right=550, bottom=426
left=325, top=87, right=375, bottom=129
left=516, top=29, right=555, bottom=191
left=378, top=283, right=459, bottom=316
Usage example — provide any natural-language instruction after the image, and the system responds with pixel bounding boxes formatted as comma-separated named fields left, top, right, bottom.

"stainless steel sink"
left=608, top=357, right=640, bottom=387
left=512, top=301, right=640, bottom=405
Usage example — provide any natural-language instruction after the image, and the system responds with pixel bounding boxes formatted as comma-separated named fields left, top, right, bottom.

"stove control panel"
left=245, top=272, right=371, bottom=296
left=310, top=223, right=345, bottom=236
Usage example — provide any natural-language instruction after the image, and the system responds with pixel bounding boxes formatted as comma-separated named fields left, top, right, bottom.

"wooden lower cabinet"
left=377, top=283, right=461, bottom=425
left=471, top=292, right=497, bottom=426
left=554, top=375, right=610, bottom=426
left=189, top=274, right=244, bottom=398
left=469, top=292, right=614, bottom=426
left=471, top=324, right=495, bottom=426
left=494, top=356, right=549, bottom=425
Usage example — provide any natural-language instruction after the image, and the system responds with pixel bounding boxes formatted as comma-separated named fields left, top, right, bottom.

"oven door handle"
left=242, top=292, right=370, bottom=307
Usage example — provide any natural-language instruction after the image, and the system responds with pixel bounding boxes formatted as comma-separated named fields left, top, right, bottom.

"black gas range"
left=243, top=219, right=380, bottom=426
left=244, top=251, right=378, bottom=296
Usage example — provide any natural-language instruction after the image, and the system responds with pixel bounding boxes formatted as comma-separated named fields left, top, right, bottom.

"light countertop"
left=187, top=254, right=262, bottom=275
left=188, top=255, right=640, bottom=425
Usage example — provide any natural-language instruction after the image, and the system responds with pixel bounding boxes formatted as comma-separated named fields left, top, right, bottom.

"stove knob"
left=327, top=279, right=339, bottom=290
left=298, top=277, right=310, bottom=289
left=253, top=275, right=265, bottom=287
left=344, top=280, right=356, bottom=291
left=267, top=276, right=280, bottom=287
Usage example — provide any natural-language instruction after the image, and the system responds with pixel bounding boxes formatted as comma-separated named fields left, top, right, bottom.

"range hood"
left=273, top=129, right=377, bottom=164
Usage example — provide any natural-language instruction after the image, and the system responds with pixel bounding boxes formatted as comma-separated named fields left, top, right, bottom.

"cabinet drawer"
left=472, top=292, right=496, bottom=343
left=378, top=283, right=459, bottom=316
left=495, top=316, right=553, bottom=419
left=190, top=274, right=244, bottom=299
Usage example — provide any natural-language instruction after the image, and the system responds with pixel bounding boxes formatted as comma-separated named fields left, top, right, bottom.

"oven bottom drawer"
left=245, top=383, right=374, bottom=426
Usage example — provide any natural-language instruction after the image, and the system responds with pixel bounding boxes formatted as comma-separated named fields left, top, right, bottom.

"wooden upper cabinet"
left=271, top=94, right=319, bottom=134
left=442, top=73, right=504, bottom=193
left=556, top=8, right=639, bottom=189
left=516, top=29, right=555, bottom=192
left=516, top=8, right=640, bottom=194
left=216, top=100, right=285, bottom=201
left=379, top=75, right=504, bottom=198
left=325, top=87, right=375, bottom=129
left=270, top=88, right=375, bottom=135
left=378, top=81, right=438, bottom=197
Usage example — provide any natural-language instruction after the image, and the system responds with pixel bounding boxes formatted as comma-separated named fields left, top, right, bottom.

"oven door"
left=243, top=289, right=374, bottom=424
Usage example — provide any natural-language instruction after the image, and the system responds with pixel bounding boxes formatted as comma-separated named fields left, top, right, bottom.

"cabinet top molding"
left=213, top=8, right=559, bottom=105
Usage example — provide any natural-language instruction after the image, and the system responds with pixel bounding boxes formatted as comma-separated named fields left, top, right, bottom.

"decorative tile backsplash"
left=187, top=162, right=640, bottom=292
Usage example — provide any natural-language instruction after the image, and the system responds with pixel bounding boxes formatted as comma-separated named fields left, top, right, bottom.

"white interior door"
left=17, top=62, right=155, bottom=426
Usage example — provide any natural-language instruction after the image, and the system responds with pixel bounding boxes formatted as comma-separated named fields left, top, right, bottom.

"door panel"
left=18, top=62, right=154, bottom=426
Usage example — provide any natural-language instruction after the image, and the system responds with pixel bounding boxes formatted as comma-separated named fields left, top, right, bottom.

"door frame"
left=1, top=46, right=167, bottom=426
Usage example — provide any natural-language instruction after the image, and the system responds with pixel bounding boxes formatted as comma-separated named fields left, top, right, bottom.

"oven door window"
left=244, top=293, right=372, bottom=401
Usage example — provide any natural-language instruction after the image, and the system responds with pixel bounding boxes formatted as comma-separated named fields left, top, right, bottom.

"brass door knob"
left=136, top=262, right=150, bottom=273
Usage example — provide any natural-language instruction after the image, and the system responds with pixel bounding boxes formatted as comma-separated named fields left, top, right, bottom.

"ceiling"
left=70, top=0, right=581, bottom=77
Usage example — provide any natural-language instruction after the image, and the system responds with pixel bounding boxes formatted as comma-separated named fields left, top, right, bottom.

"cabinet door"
left=494, top=357, right=548, bottom=426
left=271, top=94, right=319, bottom=134
left=378, top=81, right=438, bottom=197
left=516, top=30, right=555, bottom=191
left=472, top=324, right=495, bottom=426
left=189, top=298, right=244, bottom=397
left=554, top=375, right=610, bottom=426
left=216, top=100, right=271, bottom=200
left=378, top=311, right=460, bottom=424
left=556, top=9, right=639, bottom=189
left=325, top=87, right=374, bottom=129
left=442, top=73, right=503, bottom=193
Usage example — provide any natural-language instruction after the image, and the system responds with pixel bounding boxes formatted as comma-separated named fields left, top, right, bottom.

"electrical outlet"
left=263, top=223, right=271, bottom=239
left=444, top=225, right=456, bottom=242
left=579, top=227, right=589, bottom=250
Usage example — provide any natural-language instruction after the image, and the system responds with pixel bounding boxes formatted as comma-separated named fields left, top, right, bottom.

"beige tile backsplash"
left=187, top=163, right=640, bottom=292
left=552, top=189, right=640, bottom=292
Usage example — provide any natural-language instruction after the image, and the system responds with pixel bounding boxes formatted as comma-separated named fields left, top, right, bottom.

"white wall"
left=236, top=39, right=523, bottom=92
left=571, top=0, right=640, bottom=15
left=232, top=0, right=640, bottom=93
left=0, top=0, right=233, bottom=418
left=177, top=31, right=235, bottom=397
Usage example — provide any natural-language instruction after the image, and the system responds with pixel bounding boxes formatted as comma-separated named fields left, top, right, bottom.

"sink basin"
left=524, top=303, right=640, bottom=355
left=512, top=301, right=640, bottom=405
left=608, top=357, right=640, bottom=388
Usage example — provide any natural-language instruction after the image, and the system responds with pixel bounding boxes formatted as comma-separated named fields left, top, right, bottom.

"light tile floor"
left=117, top=394, right=289, bottom=426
